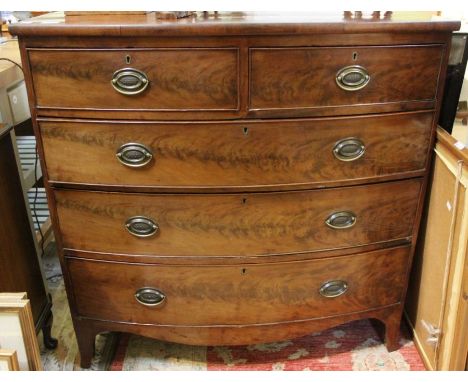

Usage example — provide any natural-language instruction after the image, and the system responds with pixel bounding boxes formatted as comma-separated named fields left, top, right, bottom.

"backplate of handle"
left=116, top=143, right=153, bottom=168
left=125, top=216, right=159, bottom=237
left=333, top=138, right=365, bottom=162
left=336, top=65, right=370, bottom=91
left=319, top=280, right=348, bottom=298
left=325, top=211, right=357, bottom=229
left=135, top=287, right=166, bottom=307
left=111, top=68, right=149, bottom=95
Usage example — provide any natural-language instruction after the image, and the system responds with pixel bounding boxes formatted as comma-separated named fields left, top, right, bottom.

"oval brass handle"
left=111, top=68, right=149, bottom=95
left=319, top=280, right=348, bottom=298
left=135, top=287, right=166, bottom=307
left=116, top=143, right=153, bottom=168
left=336, top=65, right=370, bottom=91
left=125, top=216, right=159, bottom=237
left=325, top=211, right=357, bottom=229
left=333, top=138, right=365, bottom=162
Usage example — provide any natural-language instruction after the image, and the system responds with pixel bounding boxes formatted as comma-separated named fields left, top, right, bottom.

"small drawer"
left=67, top=245, right=410, bottom=325
left=40, top=111, right=433, bottom=190
left=54, top=179, right=422, bottom=257
left=249, top=45, right=443, bottom=117
left=28, top=48, right=239, bottom=117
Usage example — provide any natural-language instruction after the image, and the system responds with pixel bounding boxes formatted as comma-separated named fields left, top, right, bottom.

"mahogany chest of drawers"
left=11, top=12, right=459, bottom=368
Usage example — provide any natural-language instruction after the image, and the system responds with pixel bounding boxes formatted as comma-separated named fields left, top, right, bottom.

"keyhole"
left=126, top=55, right=131, bottom=64
left=242, top=198, right=247, bottom=204
left=352, top=52, right=358, bottom=61
left=241, top=268, right=247, bottom=275
left=243, top=127, right=249, bottom=136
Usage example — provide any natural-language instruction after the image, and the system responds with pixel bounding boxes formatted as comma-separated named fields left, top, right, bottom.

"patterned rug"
left=109, top=320, right=425, bottom=371
left=40, top=242, right=426, bottom=371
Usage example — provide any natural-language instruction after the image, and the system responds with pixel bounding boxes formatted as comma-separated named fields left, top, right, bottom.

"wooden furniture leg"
left=74, top=320, right=99, bottom=369
left=41, top=298, right=58, bottom=349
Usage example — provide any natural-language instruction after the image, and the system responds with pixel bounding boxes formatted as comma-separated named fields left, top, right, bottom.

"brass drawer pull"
left=116, top=143, right=153, bottom=168
left=111, top=68, right=149, bottom=95
left=325, top=211, right=357, bottom=229
left=135, top=287, right=166, bottom=307
left=319, top=280, right=348, bottom=298
left=333, top=138, right=365, bottom=162
left=336, top=65, right=370, bottom=91
left=125, top=216, right=159, bottom=237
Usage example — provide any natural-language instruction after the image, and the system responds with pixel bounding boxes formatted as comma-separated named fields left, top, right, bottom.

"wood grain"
left=28, top=48, right=239, bottom=112
left=10, top=13, right=454, bottom=367
left=405, top=131, right=468, bottom=370
left=18, top=33, right=451, bottom=50
left=67, top=245, right=409, bottom=325
left=250, top=45, right=443, bottom=114
left=54, top=179, right=422, bottom=257
left=40, top=111, right=433, bottom=190
left=8, top=12, right=460, bottom=37
left=62, top=240, right=411, bottom=265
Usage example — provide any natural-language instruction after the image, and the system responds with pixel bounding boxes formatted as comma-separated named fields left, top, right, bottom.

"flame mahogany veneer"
left=11, top=12, right=460, bottom=368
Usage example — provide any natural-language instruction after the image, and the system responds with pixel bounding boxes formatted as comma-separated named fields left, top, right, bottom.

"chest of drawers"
left=11, top=12, right=459, bottom=368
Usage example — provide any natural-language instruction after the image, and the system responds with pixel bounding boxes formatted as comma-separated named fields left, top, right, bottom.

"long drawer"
left=54, top=179, right=422, bottom=257
left=40, top=111, right=433, bottom=190
left=249, top=45, right=444, bottom=116
left=28, top=48, right=239, bottom=113
left=67, top=245, right=410, bottom=326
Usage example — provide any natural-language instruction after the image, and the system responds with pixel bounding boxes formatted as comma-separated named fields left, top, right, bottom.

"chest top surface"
left=9, top=11, right=460, bottom=37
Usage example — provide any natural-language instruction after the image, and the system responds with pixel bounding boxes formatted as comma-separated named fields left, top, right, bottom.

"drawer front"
left=250, top=45, right=443, bottom=115
left=28, top=48, right=239, bottom=112
left=40, top=111, right=433, bottom=189
left=55, top=179, right=421, bottom=257
left=67, top=246, right=410, bottom=325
